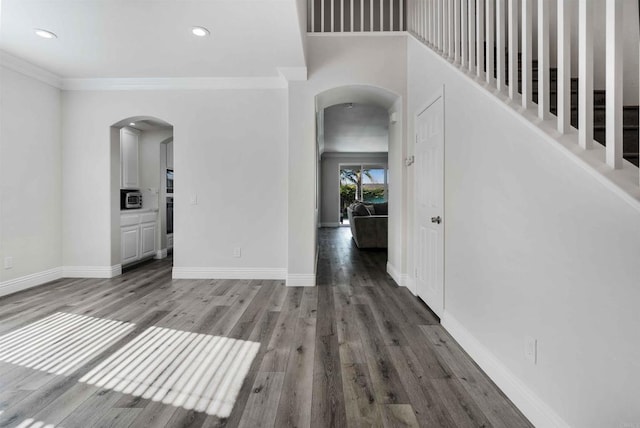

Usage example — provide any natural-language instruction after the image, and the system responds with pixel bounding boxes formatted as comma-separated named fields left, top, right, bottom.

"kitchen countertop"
left=120, top=208, right=159, bottom=214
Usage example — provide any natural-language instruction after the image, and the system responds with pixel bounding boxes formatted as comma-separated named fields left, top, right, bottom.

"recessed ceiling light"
left=129, top=122, right=136, bottom=126
left=191, top=26, right=210, bottom=37
left=35, top=29, right=57, bottom=39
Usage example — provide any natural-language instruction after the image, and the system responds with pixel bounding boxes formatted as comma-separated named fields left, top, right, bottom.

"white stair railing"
left=406, top=0, right=640, bottom=187
left=309, top=0, right=406, bottom=32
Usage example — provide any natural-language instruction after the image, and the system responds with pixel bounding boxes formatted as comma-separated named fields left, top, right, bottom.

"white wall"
left=408, top=36, right=640, bottom=427
left=0, top=67, right=62, bottom=288
left=287, top=35, right=407, bottom=284
left=62, top=88, right=288, bottom=276
left=320, top=152, right=388, bottom=226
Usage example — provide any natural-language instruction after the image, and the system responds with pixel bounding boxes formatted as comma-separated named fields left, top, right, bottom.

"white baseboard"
left=0, top=267, right=63, bottom=298
left=386, top=262, right=403, bottom=286
left=172, top=267, right=287, bottom=280
left=441, top=312, right=569, bottom=428
left=386, top=262, right=414, bottom=294
left=63, top=265, right=122, bottom=278
left=286, top=274, right=316, bottom=287
left=154, top=249, right=168, bottom=259
left=320, top=223, right=341, bottom=228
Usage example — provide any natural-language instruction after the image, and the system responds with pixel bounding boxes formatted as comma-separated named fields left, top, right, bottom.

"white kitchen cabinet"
left=120, top=127, right=140, bottom=189
left=121, top=225, right=140, bottom=265
left=121, top=211, right=158, bottom=266
left=140, top=222, right=157, bottom=259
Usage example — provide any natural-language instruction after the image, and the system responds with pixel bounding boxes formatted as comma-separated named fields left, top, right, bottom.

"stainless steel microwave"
left=121, top=190, right=142, bottom=209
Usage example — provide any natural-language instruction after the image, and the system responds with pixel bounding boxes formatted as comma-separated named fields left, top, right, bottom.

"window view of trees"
left=340, top=165, right=387, bottom=219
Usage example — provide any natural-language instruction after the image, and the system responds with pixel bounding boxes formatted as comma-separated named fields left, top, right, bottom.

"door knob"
left=431, top=216, right=442, bottom=224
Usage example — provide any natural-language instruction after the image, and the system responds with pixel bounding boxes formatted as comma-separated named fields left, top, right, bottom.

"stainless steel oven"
left=166, top=196, right=173, bottom=234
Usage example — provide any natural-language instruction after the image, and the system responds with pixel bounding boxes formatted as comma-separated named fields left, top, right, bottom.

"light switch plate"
left=525, top=336, right=537, bottom=364
left=4, top=257, right=13, bottom=269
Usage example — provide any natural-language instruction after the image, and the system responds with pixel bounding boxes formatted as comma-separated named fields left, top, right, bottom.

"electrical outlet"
left=233, top=248, right=241, bottom=258
left=525, top=336, right=537, bottom=364
left=190, top=194, right=198, bottom=205
left=4, top=257, right=13, bottom=269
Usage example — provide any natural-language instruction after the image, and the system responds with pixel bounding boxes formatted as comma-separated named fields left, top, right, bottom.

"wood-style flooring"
left=0, top=227, right=532, bottom=427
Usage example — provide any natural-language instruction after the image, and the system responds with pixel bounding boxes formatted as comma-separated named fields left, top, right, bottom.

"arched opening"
left=110, top=116, right=174, bottom=273
left=314, top=85, right=403, bottom=278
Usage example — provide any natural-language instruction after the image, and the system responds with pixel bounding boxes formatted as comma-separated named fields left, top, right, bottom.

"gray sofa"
left=347, top=202, right=388, bottom=248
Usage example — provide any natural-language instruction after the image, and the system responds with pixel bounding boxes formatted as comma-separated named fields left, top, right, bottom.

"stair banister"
left=605, top=0, right=623, bottom=169
left=557, top=0, right=572, bottom=134
left=522, top=0, right=533, bottom=109
left=507, top=0, right=518, bottom=100
left=449, top=0, right=455, bottom=58
left=578, top=0, right=594, bottom=149
left=538, top=0, right=550, bottom=120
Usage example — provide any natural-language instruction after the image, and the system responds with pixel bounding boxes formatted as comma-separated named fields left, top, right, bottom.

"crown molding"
left=0, top=51, right=63, bottom=89
left=61, top=76, right=289, bottom=91
left=1, top=50, right=305, bottom=91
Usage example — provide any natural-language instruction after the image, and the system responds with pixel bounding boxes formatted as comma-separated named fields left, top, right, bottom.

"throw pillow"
left=353, top=203, right=371, bottom=216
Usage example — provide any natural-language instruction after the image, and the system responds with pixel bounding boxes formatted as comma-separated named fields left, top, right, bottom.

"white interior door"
left=415, top=94, right=445, bottom=317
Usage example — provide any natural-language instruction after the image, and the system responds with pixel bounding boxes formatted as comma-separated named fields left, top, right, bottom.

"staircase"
left=495, top=51, right=640, bottom=167
left=408, top=0, right=640, bottom=187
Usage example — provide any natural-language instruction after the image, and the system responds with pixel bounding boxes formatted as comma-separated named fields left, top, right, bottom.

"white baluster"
left=496, top=0, right=505, bottom=90
left=486, top=0, right=495, bottom=85
left=522, top=0, right=532, bottom=109
left=557, top=0, right=571, bottom=132
left=449, top=0, right=455, bottom=58
left=507, top=0, right=518, bottom=99
left=462, top=0, right=468, bottom=68
left=469, top=0, right=476, bottom=72
left=311, top=0, right=316, bottom=32
left=606, top=0, right=623, bottom=168
left=380, top=0, right=383, bottom=31
left=400, top=0, right=404, bottom=30
left=455, top=0, right=461, bottom=63
left=331, top=0, right=335, bottom=31
left=322, top=0, right=325, bottom=32
left=370, top=0, right=374, bottom=31
left=350, top=0, right=354, bottom=31
left=477, top=0, right=485, bottom=78
left=537, top=0, right=550, bottom=120
left=578, top=0, right=594, bottom=149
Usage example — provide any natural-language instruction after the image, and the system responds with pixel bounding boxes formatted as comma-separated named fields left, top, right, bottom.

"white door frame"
left=413, top=85, right=445, bottom=316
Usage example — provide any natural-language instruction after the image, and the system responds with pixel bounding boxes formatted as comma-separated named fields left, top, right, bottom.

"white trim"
left=441, top=312, right=570, bottom=428
left=0, top=267, right=63, bottom=298
left=386, top=262, right=414, bottom=294
left=154, top=249, right=168, bottom=260
left=63, top=265, right=122, bottom=278
left=286, top=274, right=316, bottom=287
left=0, top=51, right=63, bottom=88
left=386, top=261, right=403, bottom=285
left=322, top=151, right=388, bottom=159
left=61, top=76, right=288, bottom=91
left=172, top=267, right=287, bottom=280
left=306, top=31, right=409, bottom=37
left=320, top=222, right=341, bottom=228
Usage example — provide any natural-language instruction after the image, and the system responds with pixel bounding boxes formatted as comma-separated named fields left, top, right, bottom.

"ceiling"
left=323, top=103, right=389, bottom=153
left=0, top=0, right=306, bottom=79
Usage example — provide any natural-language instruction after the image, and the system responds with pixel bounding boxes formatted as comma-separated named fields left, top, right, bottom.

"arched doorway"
left=110, top=116, right=174, bottom=273
left=314, top=85, right=404, bottom=284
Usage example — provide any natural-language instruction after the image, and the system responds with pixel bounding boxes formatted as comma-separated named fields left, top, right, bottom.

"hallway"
left=0, top=229, right=531, bottom=427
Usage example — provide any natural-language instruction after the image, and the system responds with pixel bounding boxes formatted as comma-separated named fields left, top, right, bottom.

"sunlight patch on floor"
left=0, top=312, right=135, bottom=375
left=79, top=326, right=260, bottom=418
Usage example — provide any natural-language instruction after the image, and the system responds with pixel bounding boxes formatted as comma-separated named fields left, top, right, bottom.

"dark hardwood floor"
left=0, top=227, right=532, bottom=427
